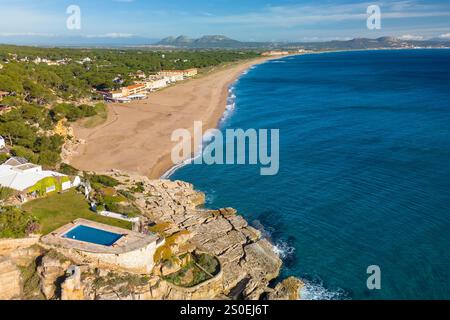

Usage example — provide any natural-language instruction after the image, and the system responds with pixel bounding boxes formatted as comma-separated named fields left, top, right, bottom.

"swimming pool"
left=63, top=225, right=123, bottom=246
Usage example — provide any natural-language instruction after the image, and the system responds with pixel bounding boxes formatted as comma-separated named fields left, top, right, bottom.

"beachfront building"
left=41, top=219, right=164, bottom=274
left=108, top=90, right=125, bottom=99
left=122, top=84, right=147, bottom=96
left=158, top=68, right=198, bottom=81
left=135, top=70, right=146, bottom=79
left=157, top=70, right=184, bottom=83
left=105, top=84, right=147, bottom=103
left=261, top=51, right=290, bottom=56
left=139, top=76, right=170, bottom=91
left=0, top=158, right=73, bottom=195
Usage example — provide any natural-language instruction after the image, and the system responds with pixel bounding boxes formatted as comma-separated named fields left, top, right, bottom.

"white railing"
left=97, top=210, right=140, bottom=223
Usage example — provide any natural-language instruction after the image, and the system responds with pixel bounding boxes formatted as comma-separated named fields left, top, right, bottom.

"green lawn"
left=22, top=189, right=132, bottom=235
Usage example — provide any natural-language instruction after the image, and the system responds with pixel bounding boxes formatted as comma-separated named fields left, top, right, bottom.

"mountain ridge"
left=155, top=34, right=450, bottom=50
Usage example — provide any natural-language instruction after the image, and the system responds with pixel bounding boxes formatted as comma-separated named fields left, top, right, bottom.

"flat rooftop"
left=41, top=218, right=160, bottom=254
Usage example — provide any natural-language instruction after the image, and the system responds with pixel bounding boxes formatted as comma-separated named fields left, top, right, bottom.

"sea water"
left=171, top=50, right=450, bottom=299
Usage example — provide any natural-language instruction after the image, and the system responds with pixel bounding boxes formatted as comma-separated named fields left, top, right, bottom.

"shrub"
left=0, top=207, right=39, bottom=238
left=117, top=189, right=136, bottom=201
left=196, top=253, right=220, bottom=275
left=130, top=182, right=145, bottom=193
left=59, top=163, right=79, bottom=176
left=0, top=186, right=16, bottom=202
left=10, top=146, right=38, bottom=163
left=88, top=174, right=120, bottom=187
left=0, top=153, right=9, bottom=164
left=25, top=221, right=41, bottom=235
left=38, top=150, right=60, bottom=167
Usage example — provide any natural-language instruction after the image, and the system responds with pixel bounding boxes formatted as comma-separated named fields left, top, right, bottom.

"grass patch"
left=22, top=189, right=131, bottom=234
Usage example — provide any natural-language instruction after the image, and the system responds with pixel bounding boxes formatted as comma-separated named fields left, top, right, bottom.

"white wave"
left=160, top=157, right=193, bottom=179
left=205, top=189, right=217, bottom=204
left=300, top=280, right=348, bottom=300
left=273, top=240, right=295, bottom=260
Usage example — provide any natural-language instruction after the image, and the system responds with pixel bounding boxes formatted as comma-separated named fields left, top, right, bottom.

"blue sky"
left=0, top=0, right=449, bottom=42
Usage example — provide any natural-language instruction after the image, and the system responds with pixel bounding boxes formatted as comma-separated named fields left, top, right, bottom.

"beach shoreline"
left=68, top=55, right=285, bottom=179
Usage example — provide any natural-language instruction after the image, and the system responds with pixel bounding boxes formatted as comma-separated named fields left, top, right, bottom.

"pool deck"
left=41, top=219, right=160, bottom=255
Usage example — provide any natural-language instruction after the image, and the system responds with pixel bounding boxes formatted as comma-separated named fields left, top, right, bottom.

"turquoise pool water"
left=63, top=225, right=122, bottom=246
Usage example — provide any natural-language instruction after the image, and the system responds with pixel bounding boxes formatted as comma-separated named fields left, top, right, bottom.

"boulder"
left=267, top=277, right=304, bottom=300
left=37, top=255, right=70, bottom=299
left=61, top=266, right=84, bottom=300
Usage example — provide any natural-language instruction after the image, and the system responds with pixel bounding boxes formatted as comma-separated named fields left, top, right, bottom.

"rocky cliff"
left=0, top=174, right=303, bottom=300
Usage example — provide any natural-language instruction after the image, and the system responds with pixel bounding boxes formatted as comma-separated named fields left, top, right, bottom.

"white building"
left=0, top=158, right=72, bottom=193
left=143, top=76, right=170, bottom=91
left=0, top=136, right=5, bottom=149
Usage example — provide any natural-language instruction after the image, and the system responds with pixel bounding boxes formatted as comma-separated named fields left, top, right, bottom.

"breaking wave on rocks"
left=300, top=279, right=349, bottom=300
left=273, top=240, right=295, bottom=260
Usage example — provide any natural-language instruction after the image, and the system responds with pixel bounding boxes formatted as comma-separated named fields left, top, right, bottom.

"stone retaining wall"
left=0, top=236, right=40, bottom=256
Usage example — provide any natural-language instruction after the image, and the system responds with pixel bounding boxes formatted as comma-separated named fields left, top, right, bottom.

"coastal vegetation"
left=0, top=206, right=40, bottom=238
left=164, top=252, right=220, bottom=288
left=0, top=45, right=259, bottom=95
left=0, top=101, right=105, bottom=168
left=0, top=45, right=257, bottom=170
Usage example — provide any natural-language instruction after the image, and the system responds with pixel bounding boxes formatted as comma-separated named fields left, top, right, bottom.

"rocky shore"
left=0, top=171, right=303, bottom=300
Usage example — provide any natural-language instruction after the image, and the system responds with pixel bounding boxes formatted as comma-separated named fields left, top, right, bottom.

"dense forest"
left=0, top=45, right=258, bottom=168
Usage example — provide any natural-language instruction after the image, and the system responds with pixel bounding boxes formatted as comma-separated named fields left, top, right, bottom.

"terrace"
left=41, top=218, right=159, bottom=255
left=40, top=219, right=164, bottom=274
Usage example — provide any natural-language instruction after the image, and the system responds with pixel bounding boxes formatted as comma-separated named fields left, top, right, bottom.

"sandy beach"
left=69, top=57, right=274, bottom=178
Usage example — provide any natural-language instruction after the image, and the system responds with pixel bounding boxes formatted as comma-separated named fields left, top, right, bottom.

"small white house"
left=0, top=158, right=72, bottom=194
left=0, top=136, right=5, bottom=149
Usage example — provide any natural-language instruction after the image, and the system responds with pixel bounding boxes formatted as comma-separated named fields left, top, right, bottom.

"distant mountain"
left=158, top=35, right=194, bottom=46
left=157, top=35, right=265, bottom=48
left=155, top=35, right=450, bottom=50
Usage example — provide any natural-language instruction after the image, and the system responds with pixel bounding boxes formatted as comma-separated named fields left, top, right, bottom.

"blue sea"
left=171, top=50, right=450, bottom=300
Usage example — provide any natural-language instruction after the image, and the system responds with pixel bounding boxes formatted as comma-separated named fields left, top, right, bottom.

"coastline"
left=68, top=56, right=281, bottom=179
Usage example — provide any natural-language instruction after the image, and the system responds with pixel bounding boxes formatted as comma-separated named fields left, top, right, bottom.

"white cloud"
left=85, top=33, right=135, bottom=38
left=0, top=32, right=56, bottom=37
left=439, top=33, right=450, bottom=39
left=201, top=1, right=450, bottom=28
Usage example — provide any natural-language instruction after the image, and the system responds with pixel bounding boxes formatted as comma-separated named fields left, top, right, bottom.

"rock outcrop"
left=0, top=172, right=302, bottom=300
left=61, top=266, right=85, bottom=300
left=0, top=257, right=22, bottom=300
left=37, top=254, right=71, bottom=299
left=266, top=277, right=304, bottom=300
left=108, top=172, right=300, bottom=299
